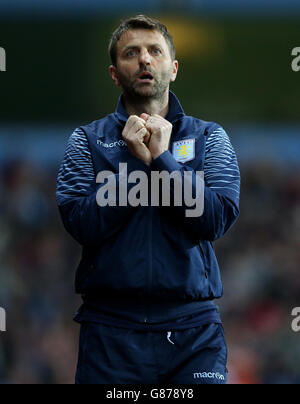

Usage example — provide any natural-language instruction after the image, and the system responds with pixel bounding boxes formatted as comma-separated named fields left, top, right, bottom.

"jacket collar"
left=114, top=91, right=185, bottom=124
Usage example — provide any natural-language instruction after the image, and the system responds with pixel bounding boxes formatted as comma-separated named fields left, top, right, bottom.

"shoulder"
left=182, top=116, right=234, bottom=153
left=65, top=127, right=90, bottom=153
left=79, top=113, right=117, bottom=135
left=182, top=115, right=223, bottom=137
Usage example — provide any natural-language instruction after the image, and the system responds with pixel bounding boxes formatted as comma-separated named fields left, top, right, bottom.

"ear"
left=170, top=60, right=179, bottom=83
left=109, top=65, right=121, bottom=87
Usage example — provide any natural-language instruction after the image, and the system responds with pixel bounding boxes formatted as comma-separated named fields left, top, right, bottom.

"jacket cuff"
left=151, top=150, right=182, bottom=172
left=126, top=157, right=151, bottom=174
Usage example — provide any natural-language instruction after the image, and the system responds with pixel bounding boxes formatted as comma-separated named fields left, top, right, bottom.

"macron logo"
left=193, top=372, right=225, bottom=381
left=97, top=139, right=127, bottom=148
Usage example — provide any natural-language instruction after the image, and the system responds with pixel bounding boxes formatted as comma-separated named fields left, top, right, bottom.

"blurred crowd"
left=0, top=155, right=300, bottom=384
left=217, top=159, right=300, bottom=384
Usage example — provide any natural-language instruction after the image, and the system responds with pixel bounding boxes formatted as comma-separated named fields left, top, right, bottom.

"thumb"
left=140, top=113, right=150, bottom=121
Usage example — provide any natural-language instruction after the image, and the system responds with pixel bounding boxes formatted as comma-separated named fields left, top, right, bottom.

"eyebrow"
left=121, top=43, right=164, bottom=55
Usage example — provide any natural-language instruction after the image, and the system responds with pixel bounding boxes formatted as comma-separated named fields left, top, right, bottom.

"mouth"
left=137, top=71, right=154, bottom=83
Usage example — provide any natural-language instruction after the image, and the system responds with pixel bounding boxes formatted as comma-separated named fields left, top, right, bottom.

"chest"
left=86, top=120, right=206, bottom=175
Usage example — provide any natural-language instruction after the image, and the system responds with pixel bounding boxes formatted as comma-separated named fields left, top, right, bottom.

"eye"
left=126, top=49, right=136, bottom=57
left=152, top=48, right=161, bottom=55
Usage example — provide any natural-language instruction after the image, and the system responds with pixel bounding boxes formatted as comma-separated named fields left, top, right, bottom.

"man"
left=56, top=15, right=240, bottom=384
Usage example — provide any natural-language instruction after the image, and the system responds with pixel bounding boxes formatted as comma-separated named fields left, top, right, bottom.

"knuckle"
left=125, top=136, right=134, bottom=144
left=127, top=115, right=138, bottom=125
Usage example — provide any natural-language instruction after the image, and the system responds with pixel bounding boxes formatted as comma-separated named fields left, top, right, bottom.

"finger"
left=125, top=115, right=144, bottom=133
left=146, top=115, right=162, bottom=126
left=152, top=114, right=167, bottom=121
left=136, top=127, right=150, bottom=143
left=125, top=119, right=145, bottom=140
left=132, top=120, right=146, bottom=135
left=152, top=114, right=170, bottom=124
left=140, top=113, right=150, bottom=121
left=143, top=131, right=151, bottom=145
left=149, top=116, right=172, bottom=130
left=145, top=118, right=159, bottom=130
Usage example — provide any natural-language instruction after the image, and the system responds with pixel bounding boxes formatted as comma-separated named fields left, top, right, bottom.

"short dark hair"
left=108, top=15, right=176, bottom=66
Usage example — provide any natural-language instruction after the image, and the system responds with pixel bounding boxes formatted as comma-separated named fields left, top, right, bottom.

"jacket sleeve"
left=56, top=128, right=149, bottom=247
left=150, top=126, right=240, bottom=241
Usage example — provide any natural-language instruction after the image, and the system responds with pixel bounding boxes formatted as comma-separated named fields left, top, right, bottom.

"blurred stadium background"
left=0, top=0, right=300, bottom=384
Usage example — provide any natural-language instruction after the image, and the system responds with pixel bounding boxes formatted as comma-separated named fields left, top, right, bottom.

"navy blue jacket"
left=56, top=92, right=240, bottom=323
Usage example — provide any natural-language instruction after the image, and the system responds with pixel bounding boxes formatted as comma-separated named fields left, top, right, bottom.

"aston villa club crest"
left=172, top=138, right=195, bottom=163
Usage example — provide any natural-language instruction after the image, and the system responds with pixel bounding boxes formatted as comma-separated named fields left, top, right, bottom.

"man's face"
left=109, top=29, right=178, bottom=100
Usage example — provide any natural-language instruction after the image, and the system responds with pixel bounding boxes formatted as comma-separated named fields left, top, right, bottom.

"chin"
left=134, top=88, right=154, bottom=98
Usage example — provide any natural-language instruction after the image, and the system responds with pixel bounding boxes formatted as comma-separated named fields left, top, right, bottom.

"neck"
left=123, top=91, right=170, bottom=118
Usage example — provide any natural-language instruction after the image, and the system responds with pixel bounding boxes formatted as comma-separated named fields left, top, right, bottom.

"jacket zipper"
left=198, top=242, right=208, bottom=279
left=144, top=206, right=153, bottom=323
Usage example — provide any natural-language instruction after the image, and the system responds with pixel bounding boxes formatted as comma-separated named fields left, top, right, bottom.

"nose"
left=139, top=48, right=151, bottom=65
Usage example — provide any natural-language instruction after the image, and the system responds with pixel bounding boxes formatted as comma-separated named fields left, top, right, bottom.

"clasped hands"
left=122, top=114, right=172, bottom=166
